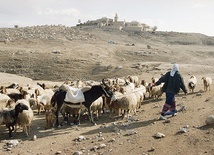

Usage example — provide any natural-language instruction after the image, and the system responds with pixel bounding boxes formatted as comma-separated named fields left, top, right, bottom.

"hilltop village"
left=77, top=13, right=157, bottom=32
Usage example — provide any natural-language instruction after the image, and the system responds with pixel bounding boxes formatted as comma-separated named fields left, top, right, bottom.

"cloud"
left=193, top=3, right=207, bottom=8
left=38, top=8, right=80, bottom=16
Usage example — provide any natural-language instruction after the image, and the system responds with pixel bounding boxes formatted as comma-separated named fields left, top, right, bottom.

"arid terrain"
left=0, top=26, right=214, bottom=155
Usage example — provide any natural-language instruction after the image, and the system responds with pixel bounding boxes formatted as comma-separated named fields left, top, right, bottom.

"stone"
left=205, top=115, right=214, bottom=125
left=153, top=132, right=165, bottom=138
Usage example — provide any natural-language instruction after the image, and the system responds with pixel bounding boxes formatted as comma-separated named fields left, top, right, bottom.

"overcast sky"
left=0, top=0, right=214, bottom=36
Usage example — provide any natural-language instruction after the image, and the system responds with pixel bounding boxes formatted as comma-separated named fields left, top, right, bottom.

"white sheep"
left=141, top=79, right=150, bottom=98
left=134, top=85, right=146, bottom=108
left=150, top=84, right=163, bottom=99
left=127, top=75, right=139, bottom=86
left=109, top=92, right=138, bottom=118
left=90, top=96, right=103, bottom=119
left=36, top=89, right=54, bottom=114
left=188, top=75, right=197, bottom=93
left=201, top=77, right=212, bottom=92
left=119, top=81, right=135, bottom=94
left=15, top=99, right=34, bottom=137
left=115, top=77, right=126, bottom=86
left=0, top=93, right=11, bottom=108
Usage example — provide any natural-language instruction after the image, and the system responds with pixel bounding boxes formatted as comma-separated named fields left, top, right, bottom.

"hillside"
left=0, top=26, right=214, bottom=155
left=0, top=26, right=214, bottom=81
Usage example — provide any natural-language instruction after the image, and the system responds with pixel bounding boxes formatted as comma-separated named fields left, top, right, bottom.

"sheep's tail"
left=188, top=82, right=195, bottom=89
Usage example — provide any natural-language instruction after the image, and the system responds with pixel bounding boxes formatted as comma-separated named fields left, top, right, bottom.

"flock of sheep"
left=0, top=74, right=212, bottom=138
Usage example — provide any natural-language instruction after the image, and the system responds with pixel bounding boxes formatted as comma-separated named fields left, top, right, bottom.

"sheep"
left=115, top=77, right=126, bottom=86
left=36, top=89, right=54, bottom=114
left=107, top=92, right=138, bottom=119
left=76, top=79, right=86, bottom=88
left=201, top=77, right=212, bottom=92
left=150, top=84, right=163, bottom=99
left=0, top=93, right=11, bottom=108
left=134, top=85, right=146, bottom=108
left=105, top=91, right=124, bottom=116
left=188, top=75, right=197, bottom=93
left=0, top=85, right=20, bottom=94
left=7, top=89, right=28, bottom=102
left=151, top=77, right=158, bottom=84
left=5, top=99, right=16, bottom=109
left=119, top=81, right=135, bottom=94
left=60, top=103, right=82, bottom=124
left=45, top=107, right=56, bottom=129
left=5, top=83, right=19, bottom=89
left=106, top=78, right=117, bottom=86
left=0, top=103, right=29, bottom=137
left=127, top=75, right=139, bottom=87
left=15, top=99, right=34, bottom=137
left=90, top=97, right=103, bottom=119
left=37, top=82, right=46, bottom=89
left=141, top=79, right=151, bottom=98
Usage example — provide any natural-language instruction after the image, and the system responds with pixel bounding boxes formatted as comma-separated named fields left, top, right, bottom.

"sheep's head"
left=15, top=103, right=29, bottom=114
left=101, top=79, right=114, bottom=99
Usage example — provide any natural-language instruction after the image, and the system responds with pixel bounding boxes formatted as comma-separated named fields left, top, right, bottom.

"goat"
left=51, top=79, right=115, bottom=126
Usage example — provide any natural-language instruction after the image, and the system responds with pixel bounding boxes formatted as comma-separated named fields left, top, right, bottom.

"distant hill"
left=0, top=26, right=214, bottom=46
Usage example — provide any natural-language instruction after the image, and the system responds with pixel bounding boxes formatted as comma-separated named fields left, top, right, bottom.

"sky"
left=0, top=0, right=214, bottom=36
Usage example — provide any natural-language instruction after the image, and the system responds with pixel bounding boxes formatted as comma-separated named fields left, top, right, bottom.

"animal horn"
left=102, top=79, right=108, bottom=87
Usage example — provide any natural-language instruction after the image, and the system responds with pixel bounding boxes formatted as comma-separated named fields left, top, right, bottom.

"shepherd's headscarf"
left=170, top=64, right=179, bottom=77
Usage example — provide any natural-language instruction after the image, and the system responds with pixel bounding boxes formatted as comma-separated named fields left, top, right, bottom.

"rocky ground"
left=0, top=26, right=214, bottom=155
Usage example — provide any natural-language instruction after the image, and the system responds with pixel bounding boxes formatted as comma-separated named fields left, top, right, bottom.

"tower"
left=114, top=13, right=118, bottom=22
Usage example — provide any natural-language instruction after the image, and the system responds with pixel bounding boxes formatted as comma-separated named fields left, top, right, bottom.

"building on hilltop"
left=77, top=13, right=155, bottom=32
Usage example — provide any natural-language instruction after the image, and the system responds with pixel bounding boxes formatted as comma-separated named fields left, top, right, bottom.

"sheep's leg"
left=27, top=125, right=30, bottom=137
left=74, top=109, right=81, bottom=125
left=23, top=125, right=29, bottom=137
left=55, top=108, right=60, bottom=127
left=88, top=108, right=96, bottom=125
left=8, top=125, right=14, bottom=138
left=122, top=110, right=126, bottom=119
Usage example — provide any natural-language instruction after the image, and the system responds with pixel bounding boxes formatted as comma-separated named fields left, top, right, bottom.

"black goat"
left=51, top=79, right=115, bottom=126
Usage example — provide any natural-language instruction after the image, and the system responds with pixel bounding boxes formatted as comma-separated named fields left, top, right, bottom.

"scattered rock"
left=115, top=65, right=123, bottom=69
left=55, top=151, right=62, bottom=154
left=73, top=151, right=83, bottom=155
left=148, top=147, right=155, bottom=152
left=163, top=119, right=171, bottom=123
left=178, top=127, right=188, bottom=133
left=98, top=143, right=107, bottom=149
left=52, top=50, right=61, bottom=54
left=153, top=132, right=165, bottom=138
left=7, top=140, right=19, bottom=147
left=125, top=130, right=137, bottom=136
left=147, top=45, right=151, bottom=49
left=196, top=93, right=202, bottom=96
left=74, top=135, right=86, bottom=142
left=205, top=115, right=214, bottom=125
left=108, top=138, right=116, bottom=143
